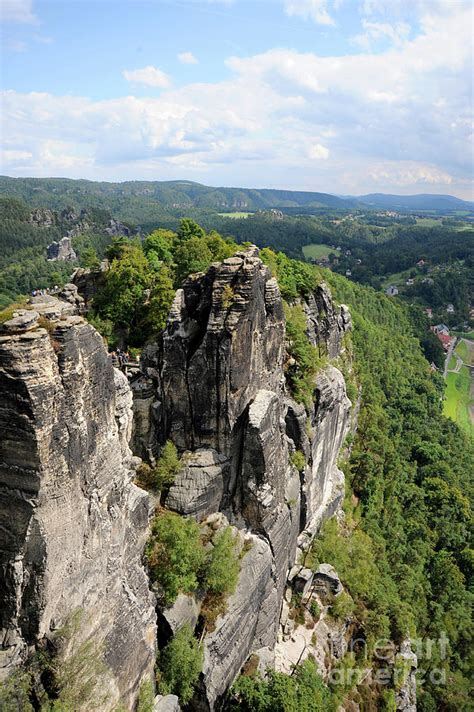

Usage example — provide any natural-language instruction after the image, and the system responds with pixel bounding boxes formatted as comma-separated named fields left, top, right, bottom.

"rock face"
left=395, top=640, right=417, bottom=712
left=139, top=246, right=352, bottom=709
left=0, top=302, right=156, bottom=709
left=46, top=236, right=77, bottom=261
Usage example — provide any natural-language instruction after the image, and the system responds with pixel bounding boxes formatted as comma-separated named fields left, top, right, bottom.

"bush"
left=137, top=679, right=155, bottom=712
left=290, top=450, right=306, bottom=471
left=157, top=625, right=203, bottom=704
left=203, top=527, right=240, bottom=595
left=146, top=512, right=204, bottom=605
left=284, top=302, right=325, bottom=407
left=155, top=441, right=180, bottom=490
left=330, top=591, right=355, bottom=621
left=229, top=657, right=334, bottom=712
left=136, top=441, right=180, bottom=493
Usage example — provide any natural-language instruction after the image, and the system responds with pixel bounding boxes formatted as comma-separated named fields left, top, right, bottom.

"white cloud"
left=177, top=51, right=198, bottom=65
left=1, top=2, right=472, bottom=198
left=1, top=0, right=37, bottom=23
left=353, top=20, right=410, bottom=48
left=284, top=0, right=335, bottom=26
left=368, top=160, right=453, bottom=186
left=122, top=65, right=171, bottom=88
left=308, top=143, right=330, bottom=160
left=1, top=149, right=33, bottom=162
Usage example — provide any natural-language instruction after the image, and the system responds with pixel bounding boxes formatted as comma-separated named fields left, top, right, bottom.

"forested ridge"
left=0, top=199, right=472, bottom=710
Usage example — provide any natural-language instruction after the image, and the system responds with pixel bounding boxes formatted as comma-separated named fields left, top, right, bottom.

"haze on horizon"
left=1, top=0, right=473, bottom=200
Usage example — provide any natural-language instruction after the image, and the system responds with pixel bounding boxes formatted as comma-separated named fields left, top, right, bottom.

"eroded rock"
left=0, top=314, right=156, bottom=709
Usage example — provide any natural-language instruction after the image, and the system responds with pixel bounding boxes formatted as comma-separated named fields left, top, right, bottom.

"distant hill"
left=0, top=176, right=471, bottom=215
left=0, top=176, right=359, bottom=212
left=356, top=193, right=474, bottom=212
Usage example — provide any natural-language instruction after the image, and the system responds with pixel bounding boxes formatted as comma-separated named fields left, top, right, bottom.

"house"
left=345, top=270, right=352, bottom=277
left=432, top=324, right=449, bottom=335
left=417, top=259, right=426, bottom=267
left=356, top=258, right=362, bottom=265
left=435, top=331, right=455, bottom=352
left=424, top=308, right=433, bottom=319
left=406, top=278, right=414, bottom=286
left=446, top=304, right=455, bottom=314
left=385, top=285, right=399, bottom=296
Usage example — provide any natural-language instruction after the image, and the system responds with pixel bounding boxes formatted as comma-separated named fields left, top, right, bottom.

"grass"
left=447, top=355, right=457, bottom=371
left=217, top=211, right=252, bottom=218
left=455, top=339, right=473, bottom=366
left=443, top=365, right=473, bottom=437
left=453, top=331, right=474, bottom=341
left=380, top=268, right=413, bottom=289
left=415, top=217, right=441, bottom=227
left=302, top=243, right=334, bottom=261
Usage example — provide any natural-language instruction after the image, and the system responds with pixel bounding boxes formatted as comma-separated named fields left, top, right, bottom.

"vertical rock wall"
left=140, top=247, right=352, bottom=709
left=0, top=305, right=156, bottom=709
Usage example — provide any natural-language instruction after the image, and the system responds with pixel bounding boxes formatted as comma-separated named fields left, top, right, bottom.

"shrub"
left=155, top=441, right=180, bottom=490
left=157, top=625, right=203, bottom=704
left=330, top=591, right=355, bottom=621
left=284, top=302, right=325, bottom=407
left=146, top=512, right=204, bottom=606
left=136, top=441, right=180, bottom=493
left=137, top=679, right=155, bottom=712
left=203, top=527, right=240, bottom=596
left=229, top=657, right=334, bottom=712
left=290, top=450, right=306, bottom=471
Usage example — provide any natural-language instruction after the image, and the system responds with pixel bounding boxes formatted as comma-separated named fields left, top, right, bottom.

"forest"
left=0, top=197, right=472, bottom=711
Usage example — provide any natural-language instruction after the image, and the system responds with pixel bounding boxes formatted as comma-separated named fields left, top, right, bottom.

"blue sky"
left=1, top=0, right=473, bottom=198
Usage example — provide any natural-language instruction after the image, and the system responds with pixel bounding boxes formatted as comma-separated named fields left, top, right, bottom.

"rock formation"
left=139, top=246, right=352, bottom=709
left=46, top=235, right=77, bottom=261
left=0, top=297, right=156, bottom=709
left=1, top=245, right=354, bottom=709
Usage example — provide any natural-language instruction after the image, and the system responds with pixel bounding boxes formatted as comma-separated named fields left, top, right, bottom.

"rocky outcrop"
left=138, top=246, right=352, bottom=708
left=147, top=247, right=285, bottom=454
left=303, top=284, right=351, bottom=359
left=154, top=695, right=182, bottom=712
left=0, top=300, right=156, bottom=708
left=198, top=533, right=274, bottom=710
left=299, top=366, right=351, bottom=544
left=29, top=207, right=56, bottom=227
left=166, top=449, right=228, bottom=520
left=105, top=218, right=133, bottom=237
left=46, top=236, right=77, bottom=261
left=395, top=640, right=417, bottom=712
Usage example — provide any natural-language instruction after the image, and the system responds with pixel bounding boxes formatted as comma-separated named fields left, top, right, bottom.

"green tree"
left=177, top=218, right=206, bottom=242
left=143, top=229, right=175, bottom=265
left=174, top=237, right=212, bottom=283
left=146, top=512, right=204, bottom=605
left=80, top=246, right=100, bottom=269
left=95, top=244, right=150, bottom=328
left=158, top=625, right=203, bottom=704
left=203, top=527, right=240, bottom=595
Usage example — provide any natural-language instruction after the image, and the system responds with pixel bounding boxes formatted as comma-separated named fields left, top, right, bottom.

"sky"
left=1, top=0, right=473, bottom=198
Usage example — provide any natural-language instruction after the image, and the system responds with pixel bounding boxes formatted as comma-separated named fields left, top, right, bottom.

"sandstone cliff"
left=139, top=247, right=352, bottom=709
left=0, top=296, right=156, bottom=709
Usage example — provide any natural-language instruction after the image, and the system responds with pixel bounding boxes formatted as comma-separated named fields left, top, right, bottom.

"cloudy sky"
left=1, top=0, right=473, bottom=198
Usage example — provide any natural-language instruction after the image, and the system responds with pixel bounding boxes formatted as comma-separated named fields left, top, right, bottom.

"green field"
left=302, top=244, right=334, bottom=260
left=455, top=339, right=473, bottom=366
left=380, top=268, right=413, bottom=289
left=217, top=211, right=252, bottom=219
left=415, top=217, right=441, bottom=227
left=453, top=331, right=474, bottom=341
left=444, top=365, right=473, bottom=437
left=447, top=354, right=457, bottom=371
